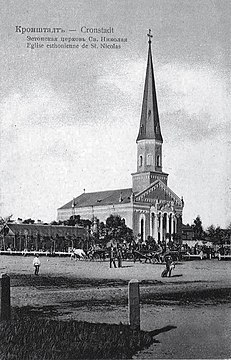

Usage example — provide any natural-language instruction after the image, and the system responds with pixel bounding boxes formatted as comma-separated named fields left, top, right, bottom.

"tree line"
left=2, top=214, right=230, bottom=246
left=190, top=215, right=231, bottom=245
left=11, top=215, right=134, bottom=247
left=51, top=214, right=134, bottom=246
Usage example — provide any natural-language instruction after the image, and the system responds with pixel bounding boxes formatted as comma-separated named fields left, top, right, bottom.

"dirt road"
left=1, top=255, right=231, bottom=358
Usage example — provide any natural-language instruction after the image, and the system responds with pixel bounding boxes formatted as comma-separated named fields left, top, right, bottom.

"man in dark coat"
left=109, top=245, right=117, bottom=268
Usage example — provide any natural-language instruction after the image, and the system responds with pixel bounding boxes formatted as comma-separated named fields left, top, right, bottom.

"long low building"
left=0, top=223, right=88, bottom=252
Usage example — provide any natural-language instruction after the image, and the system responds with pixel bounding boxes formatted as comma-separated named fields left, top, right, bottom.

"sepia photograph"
left=0, top=0, right=231, bottom=359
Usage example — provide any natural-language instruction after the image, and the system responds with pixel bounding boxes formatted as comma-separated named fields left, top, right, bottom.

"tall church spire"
left=132, top=31, right=168, bottom=193
left=137, top=30, right=163, bottom=142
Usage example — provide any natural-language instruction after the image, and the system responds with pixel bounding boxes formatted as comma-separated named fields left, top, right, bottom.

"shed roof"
left=1, top=223, right=86, bottom=238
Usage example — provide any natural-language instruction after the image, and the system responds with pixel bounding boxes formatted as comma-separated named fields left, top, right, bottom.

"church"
left=57, top=32, right=184, bottom=243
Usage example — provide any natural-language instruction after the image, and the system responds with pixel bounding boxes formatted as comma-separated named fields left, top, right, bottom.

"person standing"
left=161, top=254, right=173, bottom=277
left=117, top=245, right=123, bottom=268
left=109, top=245, right=117, bottom=268
left=165, top=255, right=173, bottom=277
left=33, top=254, right=41, bottom=275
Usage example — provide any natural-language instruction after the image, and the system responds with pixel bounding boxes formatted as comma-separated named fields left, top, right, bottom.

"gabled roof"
left=135, top=180, right=182, bottom=207
left=58, top=181, right=182, bottom=211
left=137, top=37, right=163, bottom=142
left=1, top=223, right=86, bottom=238
left=58, top=188, right=133, bottom=210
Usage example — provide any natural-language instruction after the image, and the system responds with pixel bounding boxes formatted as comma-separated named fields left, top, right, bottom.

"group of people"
left=108, top=241, right=176, bottom=277
left=109, top=245, right=123, bottom=268
left=31, top=243, right=176, bottom=277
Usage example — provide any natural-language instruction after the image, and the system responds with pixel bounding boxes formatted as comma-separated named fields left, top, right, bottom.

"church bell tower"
left=132, top=30, right=168, bottom=193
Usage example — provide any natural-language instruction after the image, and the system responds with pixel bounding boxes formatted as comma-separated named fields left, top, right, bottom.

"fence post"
left=128, top=279, right=140, bottom=330
left=0, top=274, right=11, bottom=320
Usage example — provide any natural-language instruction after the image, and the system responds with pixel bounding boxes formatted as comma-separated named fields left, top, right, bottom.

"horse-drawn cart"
left=133, top=250, right=161, bottom=263
left=87, top=248, right=108, bottom=261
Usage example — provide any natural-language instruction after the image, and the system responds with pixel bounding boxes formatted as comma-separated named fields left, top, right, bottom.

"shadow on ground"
left=149, top=325, right=177, bottom=337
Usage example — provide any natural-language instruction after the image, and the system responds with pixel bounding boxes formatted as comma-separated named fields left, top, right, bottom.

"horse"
left=70, top=248, right=86, bottom=260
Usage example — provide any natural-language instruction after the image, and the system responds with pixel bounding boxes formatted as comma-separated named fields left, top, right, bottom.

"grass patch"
left=0, top=317, right=155, bottom=359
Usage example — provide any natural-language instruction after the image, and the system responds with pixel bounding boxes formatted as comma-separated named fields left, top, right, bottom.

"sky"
left=0, top=0, right=230, bottom=229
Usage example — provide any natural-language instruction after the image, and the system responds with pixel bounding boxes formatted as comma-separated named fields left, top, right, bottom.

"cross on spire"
left=147, top=29, right=153, bottom=44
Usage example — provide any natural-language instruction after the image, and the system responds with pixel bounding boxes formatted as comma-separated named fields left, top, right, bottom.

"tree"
left=65, top=215, right=81, bottom=227
left=206, top=225, right=225, bottom=245
left=192, top=215, right=204, bottom=240
left=0, top=215, right=13, bottom=225
left=226, top=222, right=231, bottom=235
left=206, top=224, right=217, bottom=242
left=98, top=221, right=107, bottom=240
left=50, top=220, right=58, bottom=225
left=22, top=218, right=35, bottom=224
left=105, top=215, right=133, bottom=244
left=50, top=215, right=91, bottom=229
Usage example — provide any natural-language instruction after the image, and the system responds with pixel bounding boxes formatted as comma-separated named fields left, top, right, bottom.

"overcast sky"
left=1, top=0, right=230, bottom=229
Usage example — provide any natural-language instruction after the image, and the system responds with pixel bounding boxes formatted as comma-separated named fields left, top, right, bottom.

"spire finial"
left=147, top=29, right=153, bottom=44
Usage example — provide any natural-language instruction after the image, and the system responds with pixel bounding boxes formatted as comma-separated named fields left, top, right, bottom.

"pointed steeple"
left=137, top=30, right=163, bottom=142
left=132, top=31, right=168, bottom=193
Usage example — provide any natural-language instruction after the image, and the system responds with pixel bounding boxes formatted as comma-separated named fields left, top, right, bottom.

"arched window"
left=139, top=155, right=143, bottom=167
left=140, top=219, right=144, bottom=241
left=140, top=214, right=146, bottom=242
left=156, top=155, right=160, bottom=167
left=151, top=213, right=155, bottom=237
left=147, top=154, right=153, bottom=165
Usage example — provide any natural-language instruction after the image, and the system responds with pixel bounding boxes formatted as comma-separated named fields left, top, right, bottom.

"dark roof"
left=2, top=223, right=86, bottom=238
left=58, top=188, right=132, bottom=210
left=137, top=41, right=163, bottom=142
